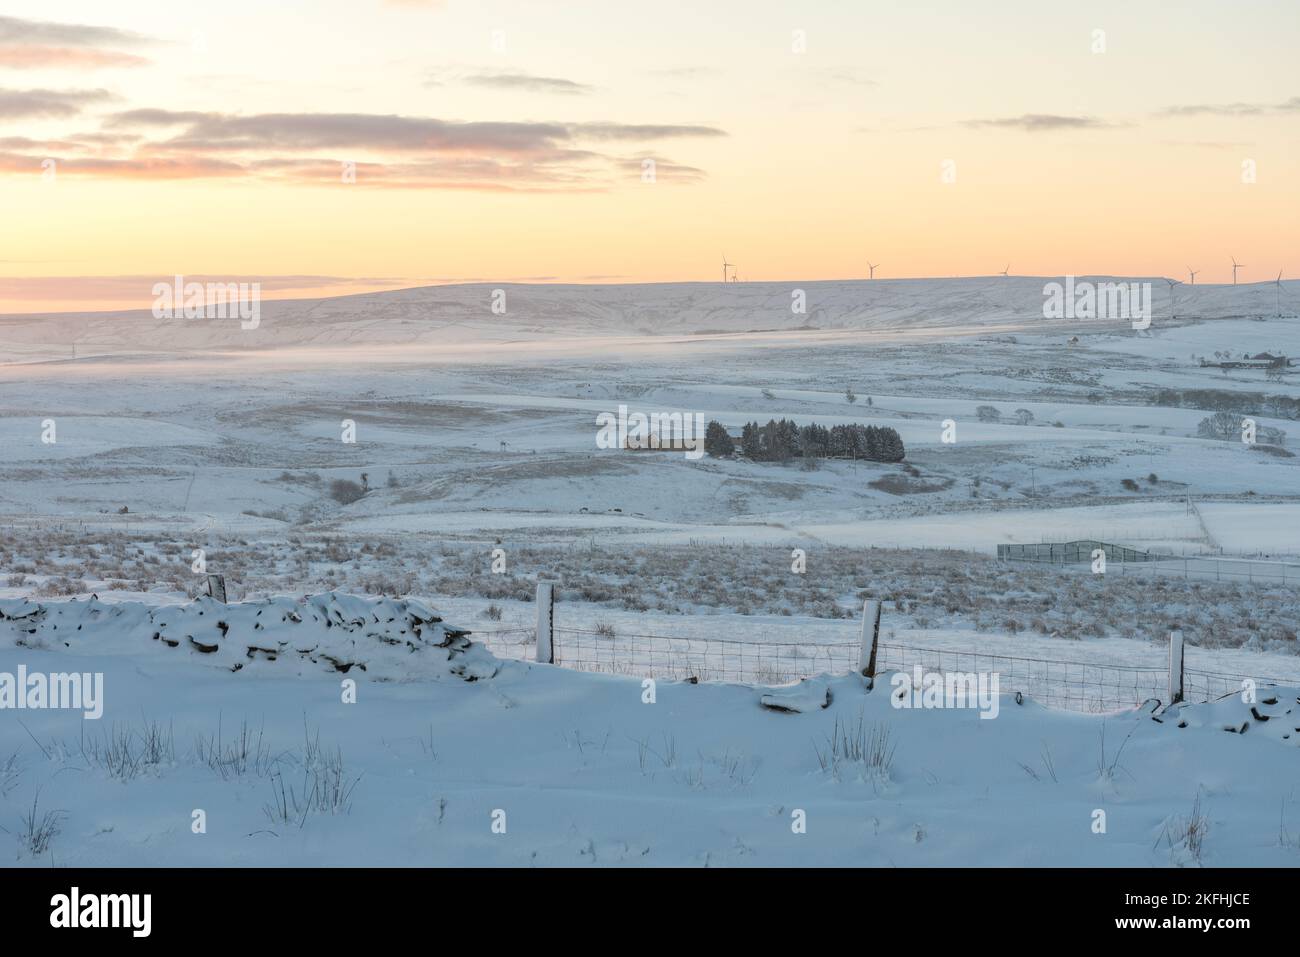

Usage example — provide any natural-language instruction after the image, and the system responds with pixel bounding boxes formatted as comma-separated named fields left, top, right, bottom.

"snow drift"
left=2, top=592, right=1299, bottom=866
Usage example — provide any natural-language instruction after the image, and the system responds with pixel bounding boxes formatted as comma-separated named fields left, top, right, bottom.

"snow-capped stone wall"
left=0, top=591, right=497, bottom=682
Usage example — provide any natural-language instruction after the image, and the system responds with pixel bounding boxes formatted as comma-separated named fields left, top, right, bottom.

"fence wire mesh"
left=874, top=642, right=1166, bottom=714
left=552, top=627, right=857, bottom=684
left=1005, top=554, right=1299, bottom=587
left=473, top=627, right=538, bottom=662
left=1184, top=668, right=1281, bottom=703
left=471, top=619, right=1292, bottom=715
left=1111, top=558, right=1298, bottom=586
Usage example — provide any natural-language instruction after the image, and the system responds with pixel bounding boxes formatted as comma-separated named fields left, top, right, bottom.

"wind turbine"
left=1187, top=266, right=1198, bottom=285
left=729, top=264, right=739, bottom=282
left=1231, top=257, right=1244, bottom=285
left=1276, top=270, right=1284, bottom=318
left=721, top=255, right=733, bottom=285
left=1000, top=264, right=1010, bottom=277
left=867, top=262, right=879, bottom=279
left=1164, top=277, right=1181, bottom=320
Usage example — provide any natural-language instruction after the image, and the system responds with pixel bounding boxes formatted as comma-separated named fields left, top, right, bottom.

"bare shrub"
left=328, top=479, right=366, bottom=505
left=35, top=576, right=86, bottom=597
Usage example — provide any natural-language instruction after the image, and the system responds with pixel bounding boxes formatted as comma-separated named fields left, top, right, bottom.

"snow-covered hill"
left=3, top=277, right=1295, bottom=357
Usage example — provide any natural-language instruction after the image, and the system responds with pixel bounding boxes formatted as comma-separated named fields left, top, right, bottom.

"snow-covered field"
left=1, top=278, right=1298, bottom=866
left=2, top=592, right=1298, bottom=867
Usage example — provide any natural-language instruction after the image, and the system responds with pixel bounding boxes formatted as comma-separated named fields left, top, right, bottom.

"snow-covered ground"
left=1, top=278, right=1297, bottom=866
left=2, top=290, right=1296, bottom=559
left=2, top=592, right=1298, bottom=867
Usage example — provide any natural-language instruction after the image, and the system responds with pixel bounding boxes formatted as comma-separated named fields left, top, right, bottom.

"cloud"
left=0, top=87, right=115, bottom=119
left=460, top=72, right=596, bottom=95
left=571, top=121, right=725, bottom=141
left=103, top=112, right=726, bottom=153
left=0, top=47, right=148, bottom=69
left=0, top=135, right=72, bottom=149
left=110, top=111, right=574, bottom=152
left=0, top=15, right=155, bottom=70
left=1159, top=103, right=1264, bottom=117
left=961, top=114, right=1114, bottom=131
left=248, top=153, right=613, bottom=191
left=0, top=144, right=613, bottom=190
left=1157, top=96, right=1300, bottom=117
left=617, top=153, right=708, bottom=184
left=14, top=106, right=723, bottom=190
left=0, top=151, right=244, bottom=179
left=649, top=67, right=720, bottom=80
left=105, top=108, right=213, bottom=127
left=0, top=15, right=152, bottom=48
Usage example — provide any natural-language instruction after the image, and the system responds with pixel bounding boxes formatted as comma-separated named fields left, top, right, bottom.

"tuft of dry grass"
left=814, top=713, right=895, bottom=781
left=18, top=791, right=64, bottom=858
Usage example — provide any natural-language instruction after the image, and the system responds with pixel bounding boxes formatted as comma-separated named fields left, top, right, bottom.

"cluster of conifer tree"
left=703, top=419, right=904, bottom=462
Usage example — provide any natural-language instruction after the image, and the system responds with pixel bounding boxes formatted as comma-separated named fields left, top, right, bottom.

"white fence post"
left=859, top=599, right=882, bottom=678
left=536, top=581, right=554, bottom=664
left=1168, top=629, right=1184, bottom=705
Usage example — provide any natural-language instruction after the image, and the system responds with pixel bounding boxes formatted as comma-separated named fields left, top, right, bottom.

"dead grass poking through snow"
left=814, top=712, right=896, bottom=782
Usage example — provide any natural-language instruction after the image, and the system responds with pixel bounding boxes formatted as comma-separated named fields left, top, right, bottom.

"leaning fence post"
left=535, top=581, right=554, bottom=664
left=859, top=599, right=882, bottom=679
left=1168, top=629, right=1184, bottom=705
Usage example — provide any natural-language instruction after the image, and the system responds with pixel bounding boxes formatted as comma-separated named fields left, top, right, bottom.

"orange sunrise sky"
left=0, top=0, right=1297, bottom=312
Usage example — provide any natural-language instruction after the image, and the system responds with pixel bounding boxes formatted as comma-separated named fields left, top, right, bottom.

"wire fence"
left=1109, top=557, right=1298, bottom=586
left=551, top=627, right=856, bottom=684
left=473, top=627, right=538, bottom=662
left=1184, top=668, right=1279, bottom=703
left=1006, top=554, right=1300, bottom=587
left=873, top=642, right=1167, bottom=714
left=470, top=614, right=1293, bottom=715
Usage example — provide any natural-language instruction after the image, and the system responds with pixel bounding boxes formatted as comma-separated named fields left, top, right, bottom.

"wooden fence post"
left=859, top=599, right=882, bottom=679
left=536, top=581, right=554, bottom=664
left=1168, top=629, right=1184, bottom=705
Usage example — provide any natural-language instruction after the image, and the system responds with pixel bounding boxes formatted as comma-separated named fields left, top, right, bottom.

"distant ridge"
left=1, top=276, right=1294, bottom=357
